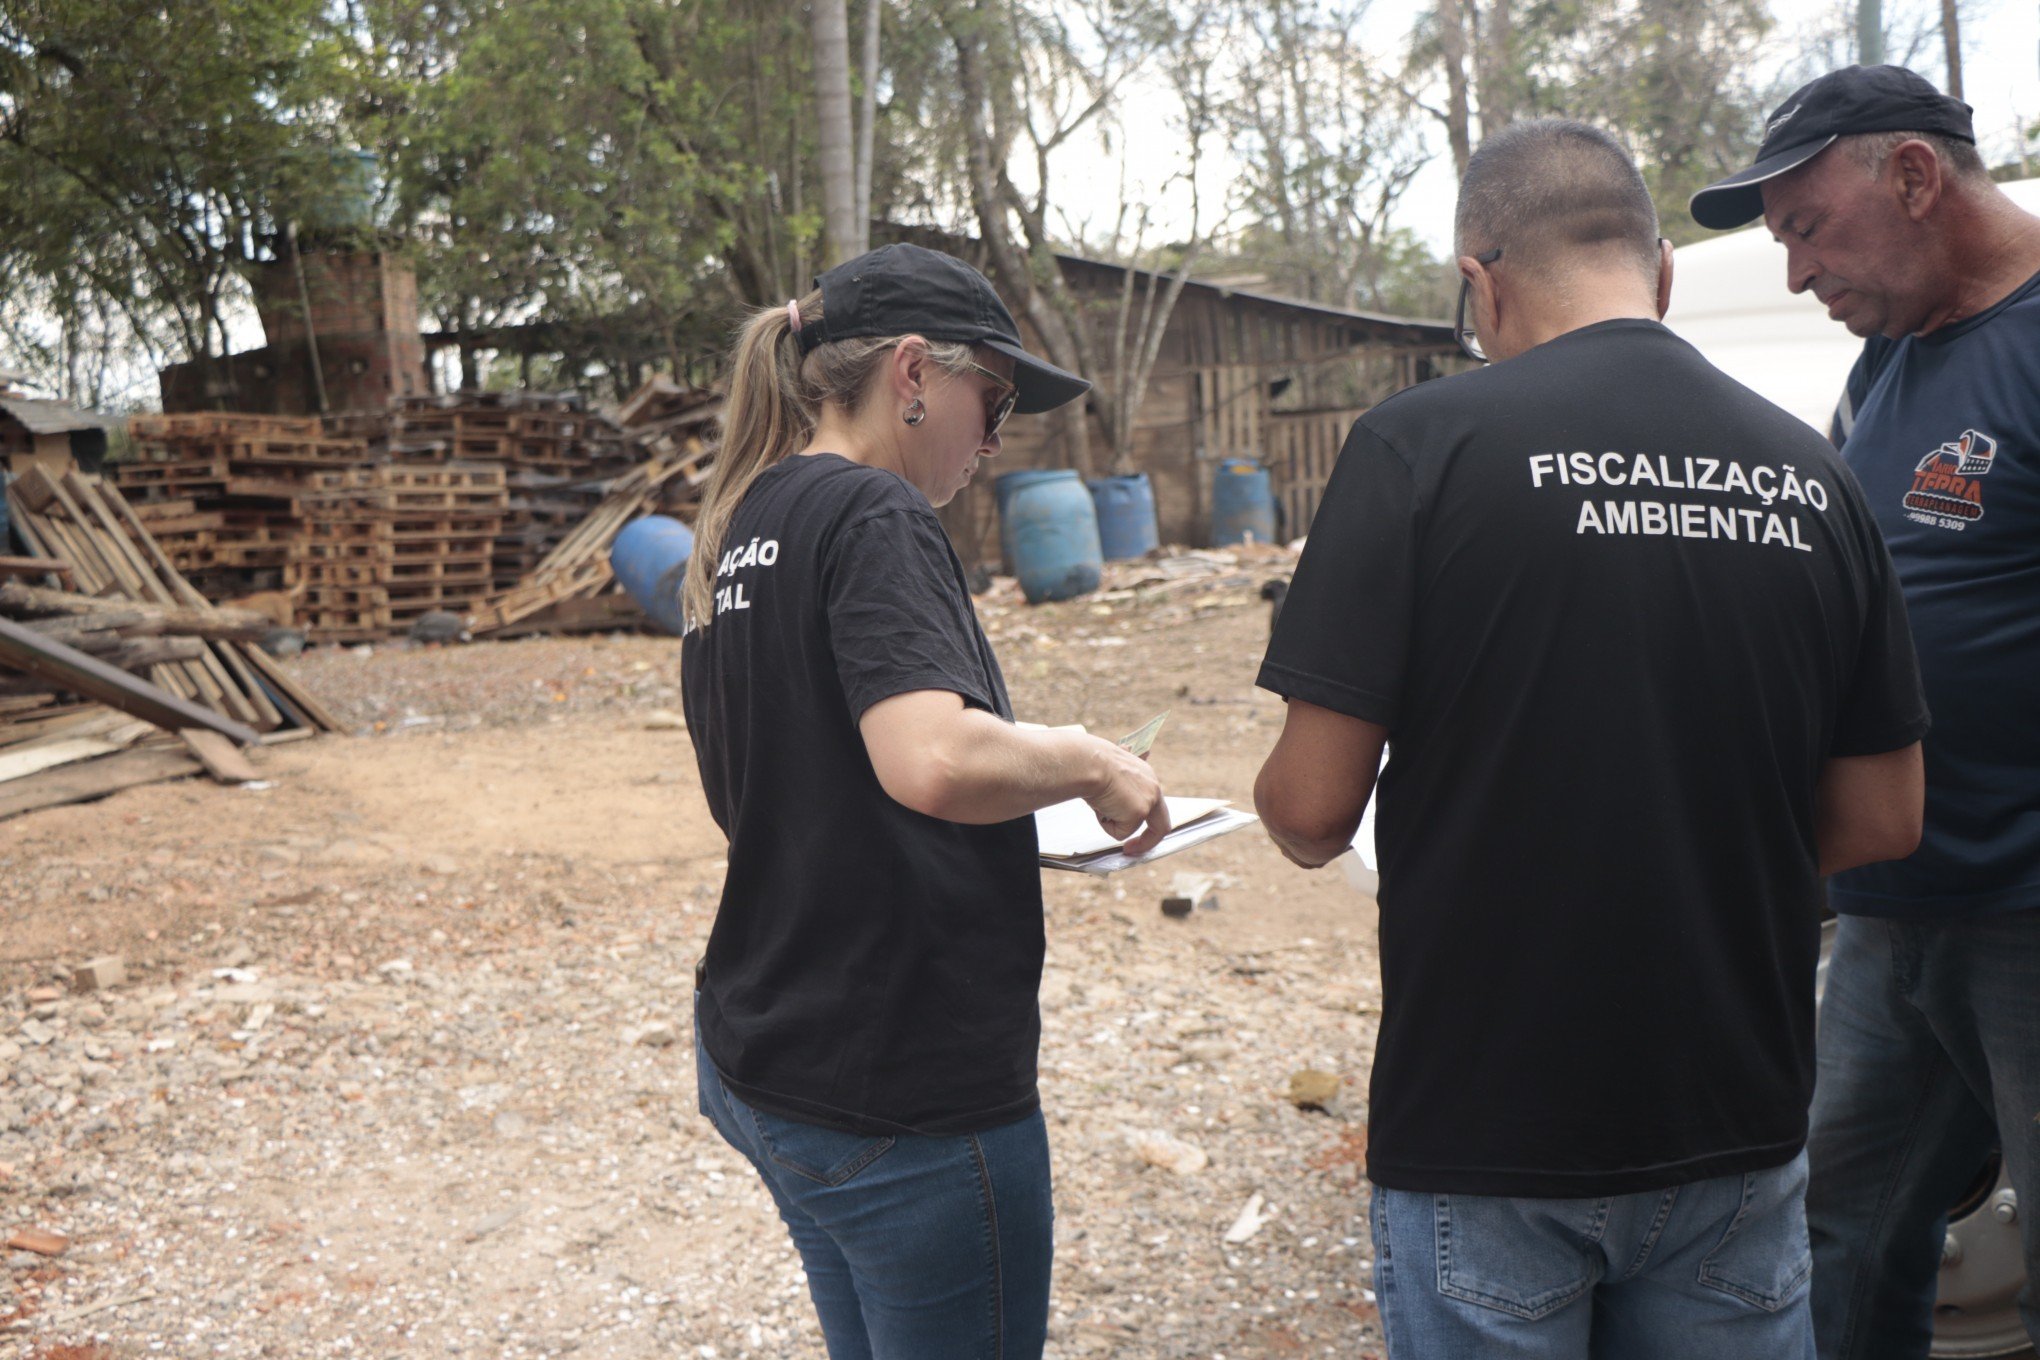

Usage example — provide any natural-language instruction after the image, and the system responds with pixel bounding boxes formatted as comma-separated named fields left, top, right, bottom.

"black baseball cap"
left=1690, top=65, right=1975, bottom=230
left=794, top=243, right=1091, bottom=415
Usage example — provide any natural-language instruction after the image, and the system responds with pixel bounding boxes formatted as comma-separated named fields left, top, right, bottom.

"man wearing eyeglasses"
left=1254, top=118, right=1929, bottom=1358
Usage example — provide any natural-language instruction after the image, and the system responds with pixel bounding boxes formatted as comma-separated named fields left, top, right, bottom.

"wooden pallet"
left=466, top=450, right=702, bottom=635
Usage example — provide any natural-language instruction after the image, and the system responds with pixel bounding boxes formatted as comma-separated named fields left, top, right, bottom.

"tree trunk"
left=810, top=0, right=860, bottom=267
left=1474, top=0, right=1517, bottom=137
left=945, top=6, right=1095, bottom=474
left=1857, top=0, right=1884, bottom=64
left=1437, top=0, right=1474, bottom=177
left=855, top=0, right=881, bottom=255
left=1940, top=0, right=1962, bottom=99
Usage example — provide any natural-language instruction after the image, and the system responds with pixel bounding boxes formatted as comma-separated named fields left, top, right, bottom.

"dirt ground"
left=1, top=560, right=1391, bottom=1359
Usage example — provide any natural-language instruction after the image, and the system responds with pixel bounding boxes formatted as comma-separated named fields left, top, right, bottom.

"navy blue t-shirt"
left=1828, top=267, right=2040, bottom=918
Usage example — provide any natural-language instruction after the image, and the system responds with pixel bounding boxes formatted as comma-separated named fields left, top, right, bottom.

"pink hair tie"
left=786, top=299, right=803, bottom=339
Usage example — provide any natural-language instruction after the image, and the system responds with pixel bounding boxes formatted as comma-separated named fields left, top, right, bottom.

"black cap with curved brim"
left=794, top=243, right=1092, bottom=415
left=1690, top=64, right=1975, bottom=231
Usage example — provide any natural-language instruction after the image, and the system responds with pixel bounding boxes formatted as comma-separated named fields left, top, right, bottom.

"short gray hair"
left=1454, top=119, right=1661, bottom=279
left=1845, top=130, right=1987, bottom=180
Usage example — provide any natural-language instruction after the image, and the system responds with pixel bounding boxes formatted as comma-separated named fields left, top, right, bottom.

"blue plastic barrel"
left=609, top=515, right=695, bottom=635
left=1212, top=458, right=1277, bottom=546
left=994, top=468, right=1068, bottom=574
left=1005, top=470, right=1102, bottom=604
left=1087, top=473, right=1160, bottom=560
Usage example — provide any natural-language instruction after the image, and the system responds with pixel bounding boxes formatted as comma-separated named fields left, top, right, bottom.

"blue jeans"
left=1370, top=1153, right=1816, bottom=1359
left=1806, top=910, right=2040, bottom=1359
left=694, top=1028, right=1053, bottom=1360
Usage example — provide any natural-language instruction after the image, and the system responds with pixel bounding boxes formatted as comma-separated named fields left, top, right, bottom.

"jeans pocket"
left=1697, top=1153, right=1813, bottom=1312
left=746, top=1105, right=897, bottom=1187
left=1433, top=1193, right=1606, bottom=1321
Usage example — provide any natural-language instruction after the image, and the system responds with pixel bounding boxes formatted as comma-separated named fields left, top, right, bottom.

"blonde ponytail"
left=684, top=296, right=977, bottom=631
left=685, top=292, right=818, bottom=630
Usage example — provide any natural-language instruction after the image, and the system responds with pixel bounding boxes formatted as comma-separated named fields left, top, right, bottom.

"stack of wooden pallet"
left=117, top=412, right=368, bottom=603
left=389, top=391, right=628, bottom=470
left=382, top=463, right=508, bottom=627
left=340, top=394, right=636, bottom=596
left=297, top=468, right=394, bottom=643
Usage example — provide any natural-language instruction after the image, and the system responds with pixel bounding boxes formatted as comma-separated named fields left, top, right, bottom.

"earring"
left=902, top=398, right=926, bottom=426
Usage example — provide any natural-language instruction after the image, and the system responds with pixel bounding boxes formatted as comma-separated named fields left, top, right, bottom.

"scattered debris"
left=5, top=1227, right=69, bottom=1257
left=1160, top=871, right=1218, bottom=918
left=1131, top=1130, right=1210, bottom=1175
left=1287, top=1069, right=1343, bottom=1114
left=1223, top=1192, right=1273, bottom=1244
left=68, top=956, right=125, bottom=993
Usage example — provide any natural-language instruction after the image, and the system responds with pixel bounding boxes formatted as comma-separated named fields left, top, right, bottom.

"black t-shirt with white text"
left=681, top=454, right=1042, bottom=1137
left=1259, top=320, right=1929, bottom=1197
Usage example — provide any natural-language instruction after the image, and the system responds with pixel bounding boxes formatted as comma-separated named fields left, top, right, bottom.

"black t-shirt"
left=1259, top=319, right=1930, bottom=1197
left=680, top=453, right=1043, bottom=1136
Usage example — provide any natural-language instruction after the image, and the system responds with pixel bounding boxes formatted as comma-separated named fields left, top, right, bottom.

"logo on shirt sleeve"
left=1903, top=428, right=1997, bottom=529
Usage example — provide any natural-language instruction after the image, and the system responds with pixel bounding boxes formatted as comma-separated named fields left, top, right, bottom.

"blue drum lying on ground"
left=609, top=515, right=695, bottom=635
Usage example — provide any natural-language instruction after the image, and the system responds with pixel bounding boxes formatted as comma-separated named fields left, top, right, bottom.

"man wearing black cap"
left=1695, top=65, right=2040, bottom=1360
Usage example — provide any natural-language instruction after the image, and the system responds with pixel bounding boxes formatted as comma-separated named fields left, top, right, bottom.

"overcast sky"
left=1051, top=0, right=2040, bottom=259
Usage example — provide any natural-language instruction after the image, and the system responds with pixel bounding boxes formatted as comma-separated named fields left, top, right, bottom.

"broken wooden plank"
left=0, top=555, right=73, bottom=581
left=0, top=615, right=260, bottom=745
left=179, top=728, right=263, bottom=783
left=0, top=581, right=271, bottom=640
left=236, top=643, right=345, bottom=734
left=96, top=478, right=295, bottom=730
left=0, top=744, right=204, bottom=820
left=0, top=736, right=125, bottom=784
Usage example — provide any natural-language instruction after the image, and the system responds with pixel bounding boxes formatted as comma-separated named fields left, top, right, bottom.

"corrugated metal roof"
left=0, top=396, right=121, bottom=435
left=1050, top=251, right=1456, bottom=346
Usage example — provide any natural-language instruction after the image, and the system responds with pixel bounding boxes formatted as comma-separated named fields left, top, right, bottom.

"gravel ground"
left=2, top=555, right=1389, bottom=1359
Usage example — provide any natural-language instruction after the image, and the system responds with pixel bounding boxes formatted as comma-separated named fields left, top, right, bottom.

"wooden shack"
left=941, top=253, right=1458, bottom=568
left=0, top=376, right=119, bottom=479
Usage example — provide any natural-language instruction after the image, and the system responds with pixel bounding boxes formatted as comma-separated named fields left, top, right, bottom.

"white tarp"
left=1662, top=177, right=2040, bottom=432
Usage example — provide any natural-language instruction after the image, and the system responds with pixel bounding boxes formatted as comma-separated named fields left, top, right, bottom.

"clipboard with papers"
left=1034, top=796, right=1260, bottom=875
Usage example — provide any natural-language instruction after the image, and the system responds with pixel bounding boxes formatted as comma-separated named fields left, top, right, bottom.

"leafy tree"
left=0, top=0, right=352, bottom=401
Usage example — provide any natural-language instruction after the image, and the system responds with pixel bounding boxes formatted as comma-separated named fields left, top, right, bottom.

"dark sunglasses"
left=964, top=359, right=1019, bottom=437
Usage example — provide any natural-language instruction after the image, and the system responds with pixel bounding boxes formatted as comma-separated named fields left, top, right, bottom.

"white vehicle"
left=1663, top=185, right=2038, bottom=1360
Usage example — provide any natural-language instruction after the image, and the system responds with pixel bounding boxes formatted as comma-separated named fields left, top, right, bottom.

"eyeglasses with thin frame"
left=1455, top=238, right=1674, bottom=364
left=1455, top=247, right=1503, bottom=363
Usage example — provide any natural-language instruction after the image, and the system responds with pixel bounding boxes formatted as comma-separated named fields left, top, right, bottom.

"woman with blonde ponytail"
left=680, top=244, right=1169, bottom=1358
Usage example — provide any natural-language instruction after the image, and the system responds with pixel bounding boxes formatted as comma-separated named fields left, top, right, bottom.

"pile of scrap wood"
left=460, top=378, right=721, bottom=637
left=616, top=377, right=723, bottom=523
left=99, top=381, right=723, bottom=645
left=463, top=452, right=701, bottom=637
left=0, top=466, right=342, bottom=819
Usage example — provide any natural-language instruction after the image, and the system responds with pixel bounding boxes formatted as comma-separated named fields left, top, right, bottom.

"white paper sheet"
left=1041, top=806, right=1261, bottom=875
left=1033, top=795, right=1232, bottom=858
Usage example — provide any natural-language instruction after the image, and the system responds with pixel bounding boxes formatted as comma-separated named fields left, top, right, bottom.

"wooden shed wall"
left=941, top=274, right=1452, bottom=567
